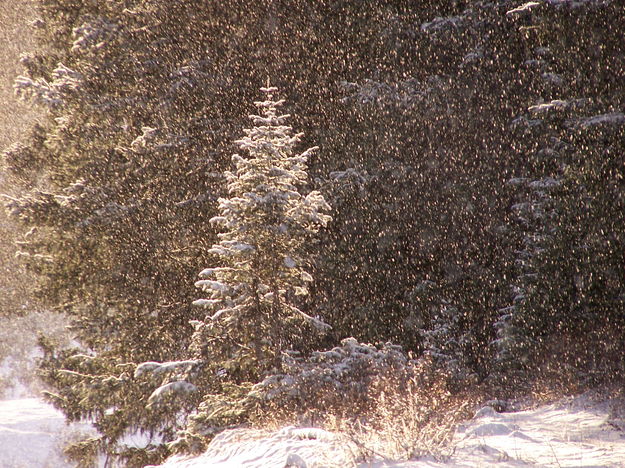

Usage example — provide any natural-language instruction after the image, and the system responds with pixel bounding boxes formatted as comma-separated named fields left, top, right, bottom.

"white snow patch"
left=149, top=426, right=355, bottom=468
left=148, top=381, right=196, bottom=406
left=466, top=422, right=515, bottom=437
left=578, top=112, right=625, bottom=128
left=135, top=360, right=201, bottom=378
left=0, top=398, right=94, bottom=468
left=150, top=393, right=625, bottom=468
left=528, top=100, right=569, bottom=114
left=506, top=2, right=541, bottom=16
left=452, top=396, right=625, bottom=467
left=191, top=298, right=219, bottom=307
left=545, top=0, right=612, bottom=7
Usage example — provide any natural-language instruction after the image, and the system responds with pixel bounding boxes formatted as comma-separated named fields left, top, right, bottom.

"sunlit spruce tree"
left=192, top=86, right=331, bottom=372
left=172, top=87, right=331, bottom=452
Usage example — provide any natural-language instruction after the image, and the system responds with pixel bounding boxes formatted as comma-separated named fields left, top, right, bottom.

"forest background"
left=1, top=0, right=624, bottom=466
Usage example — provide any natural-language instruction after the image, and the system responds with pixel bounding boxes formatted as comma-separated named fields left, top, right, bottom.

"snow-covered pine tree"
left=5, top=2, right=247, bottom=465
left=151, top=87, right=331, bottom=452
left=192, top=85, right=331, bottom=376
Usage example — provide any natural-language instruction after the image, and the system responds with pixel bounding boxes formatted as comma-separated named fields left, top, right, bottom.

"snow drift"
left=150, top=392, right=625, bottom=468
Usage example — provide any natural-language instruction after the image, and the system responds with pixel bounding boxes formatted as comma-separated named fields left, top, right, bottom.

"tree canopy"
left=3, top=0, right=624, bottom=465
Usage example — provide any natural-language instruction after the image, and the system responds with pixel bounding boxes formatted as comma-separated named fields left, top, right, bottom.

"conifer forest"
left=0, top=0, right=624, bottom=466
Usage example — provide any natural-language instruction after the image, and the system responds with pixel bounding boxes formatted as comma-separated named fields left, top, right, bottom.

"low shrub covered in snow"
left=249, top=337, right=415, bottom=419
left=247, top=338, right=475, bottom=462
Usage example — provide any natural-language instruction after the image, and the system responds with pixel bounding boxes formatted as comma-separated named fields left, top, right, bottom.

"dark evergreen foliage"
left=2, top=0, right=624, bottom=464
left=494, top=1, right=625, bottom=386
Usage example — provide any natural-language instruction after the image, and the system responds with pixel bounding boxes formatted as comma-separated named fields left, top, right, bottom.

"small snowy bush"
left=248, top=337, right=415, bottom=418
left=250, top=340, right=474, bottom=463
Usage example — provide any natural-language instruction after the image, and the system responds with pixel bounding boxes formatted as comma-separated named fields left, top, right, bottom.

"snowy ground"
left=0, top=397, right=87, bottom=468
left=0, top=311, right=82, bottom=468
left=1, top=393, right=624, bottom=467
left=152, top=394, right=625, bottom=468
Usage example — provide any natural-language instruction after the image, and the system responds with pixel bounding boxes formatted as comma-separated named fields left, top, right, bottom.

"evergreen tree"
left=139, top=87, right=331, bottom=453
left=494, top=0, right=625, bottom=386
left=191, top=86, right=331, bottom=377
left=4, top=1, right=235, bottom=464
left=312, top=1, right=540, bottom=375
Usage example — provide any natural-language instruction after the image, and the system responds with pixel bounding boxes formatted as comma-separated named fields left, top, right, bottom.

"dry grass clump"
left=325, top=358, right=477, bottom=464
left=250, top=343, right=478, bottom=465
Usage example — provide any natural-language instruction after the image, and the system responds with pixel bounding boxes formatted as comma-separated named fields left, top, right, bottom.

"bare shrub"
left=327, top=357, right=476, bottom=463
left=248, top=338, right=477, bottom=464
